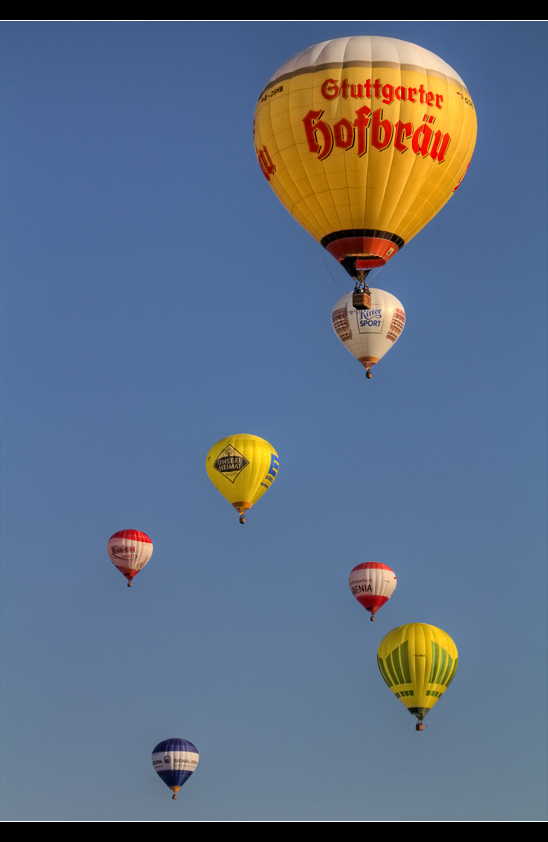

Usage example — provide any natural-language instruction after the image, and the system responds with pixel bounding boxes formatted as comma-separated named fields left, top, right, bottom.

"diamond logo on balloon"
left=213, top=445, right=250, bottom=483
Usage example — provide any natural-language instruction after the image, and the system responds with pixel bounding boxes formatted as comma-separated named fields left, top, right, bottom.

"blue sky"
left=1, top=21, right=546, bottom=820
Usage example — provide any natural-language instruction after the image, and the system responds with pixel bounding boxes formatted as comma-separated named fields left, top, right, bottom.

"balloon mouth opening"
left=113, top=566, right=139, bottom=585
left=232, top=502, right=252, bottom=514
left=356, top=256, right=388, bottom=269
left=338, top=253, right=389, bottom=277
left=323, top=231, right=404, bottom=277
left=358, top=357, right=379, bottom=369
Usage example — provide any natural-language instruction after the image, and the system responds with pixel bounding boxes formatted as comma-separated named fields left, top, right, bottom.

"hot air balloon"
left=106, top=529, right=152, bottom=587
left=331, top=288, right=405, bottom=378
left=254, top=36, right=477, bottom=297
left=349, top=562, right=397, bottom=620
left=206, top=434, right=279, bottom=524
left=377, top=623, right=458, bottom=730
left=151, top=738, right=199, bottom=800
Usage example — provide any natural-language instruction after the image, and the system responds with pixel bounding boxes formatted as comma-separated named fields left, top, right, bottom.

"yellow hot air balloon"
left=206, top=434, right=279, bottom=524
left=377, top=623, right=458, bottom=730
left=254, top=36, right=477, bottom=291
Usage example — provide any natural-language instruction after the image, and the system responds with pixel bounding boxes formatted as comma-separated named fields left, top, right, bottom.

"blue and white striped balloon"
left=151, top=738, right=199, bottom=799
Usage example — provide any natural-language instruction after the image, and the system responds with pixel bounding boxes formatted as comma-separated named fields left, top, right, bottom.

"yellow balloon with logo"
left=254, top=36, right=477, bottom=287
left=377, top=623, right=458, bottom=731
left=206, top=434, right=279, bottom=524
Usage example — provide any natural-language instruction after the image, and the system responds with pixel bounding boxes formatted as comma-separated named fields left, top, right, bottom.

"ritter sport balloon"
left=152, top=738, right=199, bottom=800
left=206, top=434, right=279, bottom=524
left=331, top=288, right=405, bottom=379
left=349, top=562, right=397, bottom=620
left=106, top=529, right=153, bottom=587
left=377, top=623, right=458, bottom=731
left=254, top=36, right=476, bottom=300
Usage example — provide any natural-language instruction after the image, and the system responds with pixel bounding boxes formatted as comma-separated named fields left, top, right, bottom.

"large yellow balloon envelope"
left=206, top=434, right=279, bottom=524
left=254, top=36, right=477, bottom=281
left=377, top=623, right=458, bottom=730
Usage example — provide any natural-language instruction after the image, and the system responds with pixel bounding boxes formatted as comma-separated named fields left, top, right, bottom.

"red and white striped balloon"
left=107, top=529, right=153, bottom=587
left=348, top=562, right=397, bottom=620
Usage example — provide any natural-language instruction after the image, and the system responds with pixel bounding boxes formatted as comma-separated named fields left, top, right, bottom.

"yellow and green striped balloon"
left=206, top=434, right=279, bottom=524
left=377, top=623, right=458, bottom=729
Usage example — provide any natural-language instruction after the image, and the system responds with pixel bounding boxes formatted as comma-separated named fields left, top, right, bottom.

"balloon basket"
left=352, top=290, right=372, bottom=311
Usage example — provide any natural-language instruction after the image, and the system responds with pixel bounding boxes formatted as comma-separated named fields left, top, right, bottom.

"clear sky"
left=1, top=21, right=546, bottom=821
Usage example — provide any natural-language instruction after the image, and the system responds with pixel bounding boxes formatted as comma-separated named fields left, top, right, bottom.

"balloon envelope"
left=206, top=434, right=279, bottom=522
left=254, top=36, right=477, bottom=279
left=331, top=288, right=405, bottom=374
left=377, top=623, right=458, bottom=727
left=106, top=529, right=152, bottom=587
left=349, top=562, right=397, bottom=619
left=151, top=738, right=199, bottom=800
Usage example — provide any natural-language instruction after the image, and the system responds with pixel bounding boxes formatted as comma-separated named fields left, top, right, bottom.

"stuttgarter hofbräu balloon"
left=331, top=288, right=405, bottom=378
left=106, top=529, right=153, bottom=587
left=206, top=434, right=279, bottom=524
left=377, top=623, right=458, bottom=731
left=151, top=738, right=199, bottom=800
left=348, top=562, right=397, bottom=620
left=254, top=36, right=477, bottom=285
